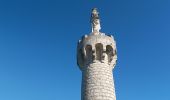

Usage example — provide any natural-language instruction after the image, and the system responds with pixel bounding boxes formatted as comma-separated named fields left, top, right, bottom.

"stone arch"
left=106, top=45, right=114, bottom=63
left=85, top=45, right=92, bottom=61
left=95, top=43, right=103, bottom=61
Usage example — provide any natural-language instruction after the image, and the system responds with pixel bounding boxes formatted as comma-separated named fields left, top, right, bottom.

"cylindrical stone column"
left=82, top=62, right=116, bottom=100
left=77, top=34, right=117, bottom=100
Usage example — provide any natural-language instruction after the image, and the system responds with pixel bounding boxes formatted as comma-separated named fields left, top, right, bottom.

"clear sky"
left=0, top=0, right=170, bottom=100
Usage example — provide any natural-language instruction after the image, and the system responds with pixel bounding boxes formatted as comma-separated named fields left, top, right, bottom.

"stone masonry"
left=77, top=8, right=117, bottom=100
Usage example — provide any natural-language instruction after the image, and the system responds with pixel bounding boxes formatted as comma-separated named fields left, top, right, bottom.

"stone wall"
left=81, top=62, right=116, bottom=100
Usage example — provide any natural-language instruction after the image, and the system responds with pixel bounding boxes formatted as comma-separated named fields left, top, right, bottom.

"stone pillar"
left=82, top=62, right=116, bottom=100
left=77, top=8, right=117, bottom=100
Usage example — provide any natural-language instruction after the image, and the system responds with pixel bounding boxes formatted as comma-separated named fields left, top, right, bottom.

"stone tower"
left=77, top=8, right=117, bottom=100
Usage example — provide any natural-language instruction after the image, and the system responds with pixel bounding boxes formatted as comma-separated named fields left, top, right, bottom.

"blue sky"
left=0, top=0, right=170, bottom=100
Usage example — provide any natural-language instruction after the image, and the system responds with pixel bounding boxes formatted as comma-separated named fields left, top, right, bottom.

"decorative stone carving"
left=91, top=8, right=101, bottom=35
left=77, top=34, right=117, bottom=69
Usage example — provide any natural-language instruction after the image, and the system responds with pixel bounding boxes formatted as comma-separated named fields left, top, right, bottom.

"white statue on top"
left=91, top=8, right=101, bottom=35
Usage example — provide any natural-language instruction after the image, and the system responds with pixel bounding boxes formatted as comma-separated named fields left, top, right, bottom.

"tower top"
left=77, top=8, right=117, bottom=70
left=91, top=8, right=101, bottom=35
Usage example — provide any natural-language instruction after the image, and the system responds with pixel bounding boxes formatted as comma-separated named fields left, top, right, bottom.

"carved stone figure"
left=91, top=8, right=101, bottom=34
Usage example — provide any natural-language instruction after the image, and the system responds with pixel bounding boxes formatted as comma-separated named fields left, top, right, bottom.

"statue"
left=91, top=8, right=101, bottom=34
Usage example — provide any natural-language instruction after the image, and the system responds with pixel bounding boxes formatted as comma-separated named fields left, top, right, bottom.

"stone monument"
left=77, top=8, right=117, bottom=100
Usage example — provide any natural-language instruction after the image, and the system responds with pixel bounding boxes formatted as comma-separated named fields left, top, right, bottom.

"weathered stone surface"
left=81, top=62, right=116, bottom=100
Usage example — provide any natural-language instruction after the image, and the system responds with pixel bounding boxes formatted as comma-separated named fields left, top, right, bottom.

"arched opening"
left=85, top=45, right=92, bottom=61
left=95, top=43, right=103, bottom=61
left=106, top=45, right=113, bottom=63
